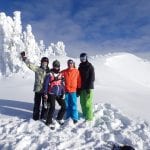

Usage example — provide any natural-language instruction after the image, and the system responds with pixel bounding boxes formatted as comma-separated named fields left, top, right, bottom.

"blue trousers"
left=65, top=92, right=78, bottom=121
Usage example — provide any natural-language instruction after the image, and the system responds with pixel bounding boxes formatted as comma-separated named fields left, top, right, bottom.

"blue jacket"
left=44, top=70, right=65, bottom=96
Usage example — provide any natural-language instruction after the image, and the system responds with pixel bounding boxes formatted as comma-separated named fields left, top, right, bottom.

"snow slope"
left=1, top=53, right=150, bottom=149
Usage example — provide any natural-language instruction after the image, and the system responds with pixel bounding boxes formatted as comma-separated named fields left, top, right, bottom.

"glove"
left=76, top=88, right=81, bottom=97
left=20, top=51, right=25, bottom=57
left=86, top=89, right=90, bottom=94
left=43, top=94, right=48, bottom=100
left=20, top=51, right=27, bottom=61
left=60, top=94, right=65, bottom=99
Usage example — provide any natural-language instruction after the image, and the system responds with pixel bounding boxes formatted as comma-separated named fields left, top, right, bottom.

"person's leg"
left=46, top=94, right=55, bottom=125
left=80, top=90, right=87, bottom=118
left=33, top=92, right=41, bottom=120
left=40, top=94, right=47, bottom=120
left=70, top=92, right=78, bottom=122
left=84, top=90, right=94, bottom=121
left=56, top=96, right=66, bottom=120
left=65, top=93, right=71, bottom=119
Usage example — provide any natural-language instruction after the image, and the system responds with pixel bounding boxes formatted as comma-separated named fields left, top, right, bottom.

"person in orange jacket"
left=61, top=59, right=81, bottom=124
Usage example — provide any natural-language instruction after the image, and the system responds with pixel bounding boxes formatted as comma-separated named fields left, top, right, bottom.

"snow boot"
left=57, top=119, right=65, bottom=126
left=112, top=144, right=135, bottom=150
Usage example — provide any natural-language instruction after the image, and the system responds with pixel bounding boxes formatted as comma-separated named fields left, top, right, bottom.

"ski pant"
left=33, top=92, right=46, bottom=120
left=65, top=92, right=78, bottom=121
left=80, top=89, right=93, bottom=121
left=46, top=94, right=66, bottom=124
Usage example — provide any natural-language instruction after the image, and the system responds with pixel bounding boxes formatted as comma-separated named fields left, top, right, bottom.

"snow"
left=1, top=11, right=150, bottom=150
left=1, top=54, right=150, bottom=149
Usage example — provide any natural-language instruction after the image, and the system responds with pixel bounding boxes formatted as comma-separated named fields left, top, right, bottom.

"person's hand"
left=20, top=51, right=27, bottom=61
left=44, top=94, right=48, bottom=100
left=60, top=94, right=65, bottom=99
left=77, top=88, right=81, bottom=97
left=20, top=51, right=25, bottom=57
left=86, top=89, right=90, bottom=94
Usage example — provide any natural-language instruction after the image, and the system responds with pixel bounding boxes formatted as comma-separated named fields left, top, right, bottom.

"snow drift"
left=0, top=101, right=150, bottom=150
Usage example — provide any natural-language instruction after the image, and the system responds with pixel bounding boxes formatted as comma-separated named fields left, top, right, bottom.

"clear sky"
left=0, top=0, right=150, bottom=57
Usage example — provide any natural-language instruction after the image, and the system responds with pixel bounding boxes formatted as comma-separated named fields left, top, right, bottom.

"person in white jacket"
left=20, top=51, right=50, bottom=120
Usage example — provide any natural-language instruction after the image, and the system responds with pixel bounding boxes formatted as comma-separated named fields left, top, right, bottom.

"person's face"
left=41, top=61, right=48, bottom=69
left=68, top=61, right=74, bottom=68
left=53, top=66, right=60, bottom=70
left=80, top=56, right=87, bottom=62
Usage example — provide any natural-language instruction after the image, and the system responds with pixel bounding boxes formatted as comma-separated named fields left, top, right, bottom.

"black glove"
left=20, top=51, right=25, bottom=57
left=60, top=94, right=65, bottom=99
left=77, top=88, right=81, bottom=97
left=20, top=51, right=27, bottom=61
left=86, top=89, right=90, bottom=94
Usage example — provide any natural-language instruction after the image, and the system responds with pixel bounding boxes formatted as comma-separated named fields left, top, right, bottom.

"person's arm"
left=43, top=74, right=51, bottom=99
left=24, top=59, right=39, bottom=72
left=43, top=75, right=50, bottom=94
left=85, top=64, right=95, bottom=93
left=20, top=51, right=38, bottom=72
left=77, top=70, right=81, bottom=89
left=89, top=64, right=95, bottom=82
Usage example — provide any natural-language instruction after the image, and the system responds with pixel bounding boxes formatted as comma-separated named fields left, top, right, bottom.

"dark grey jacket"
left=78, top=61, right=95, bottom=89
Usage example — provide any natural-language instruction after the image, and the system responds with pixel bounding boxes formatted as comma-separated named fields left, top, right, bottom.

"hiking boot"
left=57, top=119, right=64, bottom=125
left=49, top=124, right=55, bottom=130
left=73, top=120, right=78, bottom=124
left=45, top=121, right=55, bottom=130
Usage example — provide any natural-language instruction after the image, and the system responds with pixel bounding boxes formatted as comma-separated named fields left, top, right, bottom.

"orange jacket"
left=61, top=68, right=81, bottom=92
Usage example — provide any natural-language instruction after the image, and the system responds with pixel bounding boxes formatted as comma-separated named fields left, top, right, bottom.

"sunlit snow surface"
left=1, top=53, right=150, bottom=149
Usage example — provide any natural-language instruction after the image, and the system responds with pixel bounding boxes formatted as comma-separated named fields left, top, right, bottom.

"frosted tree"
left=0, top=11, right=24, bottom=76
left=50, top=41, right=66, bottom=56
left=23, top=24, right=41, bottom=63
left=39, top=40, right=45, bottom=53
left=0, top=20, right=4, bottom=76
left=0, top=11, right=67, bottom=77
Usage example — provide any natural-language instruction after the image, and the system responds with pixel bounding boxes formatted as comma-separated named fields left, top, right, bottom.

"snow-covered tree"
left=23, top=24, right=41, bottom=63
left=0, top=11, right=67, bottom=76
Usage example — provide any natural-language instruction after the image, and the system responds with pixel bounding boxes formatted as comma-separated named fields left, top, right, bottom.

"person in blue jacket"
left=43, top=60, right=66, bottom=129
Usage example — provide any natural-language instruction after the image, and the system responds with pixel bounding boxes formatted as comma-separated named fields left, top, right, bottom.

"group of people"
left=20, top=51, right=95, bottom=129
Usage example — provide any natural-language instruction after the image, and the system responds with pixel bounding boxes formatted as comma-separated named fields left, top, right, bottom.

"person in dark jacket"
left=20, top=51, right=50, bottom=121
left=43, top=60, right=66, bottom=129
left=78, top=53, right=95, bottom=121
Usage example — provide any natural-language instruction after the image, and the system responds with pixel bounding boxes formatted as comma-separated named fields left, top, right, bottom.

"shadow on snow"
left=0, top=99, right=33, bottom=119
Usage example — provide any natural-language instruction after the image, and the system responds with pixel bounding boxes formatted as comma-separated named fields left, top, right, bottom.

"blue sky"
left=0, top=0, right=150, bottom=57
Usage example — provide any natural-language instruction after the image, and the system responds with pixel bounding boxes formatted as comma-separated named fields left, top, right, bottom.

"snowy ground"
left=0, top=53, right=150, bottom=150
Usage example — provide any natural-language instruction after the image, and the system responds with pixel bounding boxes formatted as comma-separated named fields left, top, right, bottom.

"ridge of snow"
left=89, top=52, right=150, bottom=88
left=0, top=102, right=150, bottom=150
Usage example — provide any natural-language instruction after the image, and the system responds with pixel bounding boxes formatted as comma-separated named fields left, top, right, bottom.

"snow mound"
left=0, top=101, right=150, bottom=150
left=104, top=53, right=150, bottom=87
left=89, top=53, right=150, bottom=88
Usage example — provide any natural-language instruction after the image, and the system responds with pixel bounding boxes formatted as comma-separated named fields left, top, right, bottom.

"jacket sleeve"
left=43, top=75, right=50, bottom=94
left=24, top=59, right=39, bottom=72
left=89, top=64, right=95, bottom=82
left=77, top=70, right=81, bottom=89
